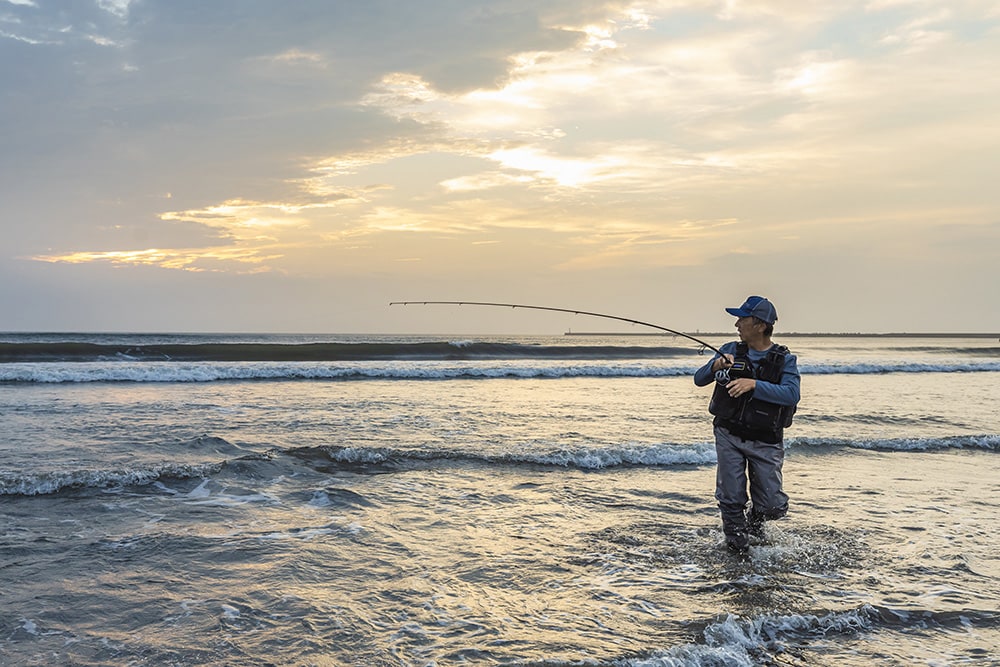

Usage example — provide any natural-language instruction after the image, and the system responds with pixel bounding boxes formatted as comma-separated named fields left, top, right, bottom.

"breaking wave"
left=6, top=434, right=996, bottom=497
left=790, top=433, right=1000, bottom=452
left=1, top=360, right=997, bottom=383
left=0, top=340, right=694, bottom=363
left=626, top=604, right=1000, bottom=667
left=0, top=462, right=225, bottom=497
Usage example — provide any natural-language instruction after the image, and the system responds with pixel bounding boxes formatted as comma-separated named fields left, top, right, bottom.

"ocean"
left=1, top=331, right=998, bottom=666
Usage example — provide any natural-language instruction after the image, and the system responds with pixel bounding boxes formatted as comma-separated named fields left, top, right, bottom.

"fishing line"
left=389, top=300, right=726, bottom=357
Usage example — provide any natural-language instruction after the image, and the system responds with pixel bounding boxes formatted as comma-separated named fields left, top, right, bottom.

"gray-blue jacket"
left=694, top=341, right=801, bottom=407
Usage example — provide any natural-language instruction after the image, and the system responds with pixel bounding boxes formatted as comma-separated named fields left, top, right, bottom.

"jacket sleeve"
left=751, top=353, right=801, bottom=406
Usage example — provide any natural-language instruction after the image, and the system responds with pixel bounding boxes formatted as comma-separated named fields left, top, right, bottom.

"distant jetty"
left=564, top=331, right=999, bottom=338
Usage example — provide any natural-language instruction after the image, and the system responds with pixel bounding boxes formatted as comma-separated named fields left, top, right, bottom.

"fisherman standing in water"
left=694, top=296, right=801, bottom=555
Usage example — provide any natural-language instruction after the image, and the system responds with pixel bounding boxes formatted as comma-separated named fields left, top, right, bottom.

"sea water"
left=1, top=333, right=998, bottom=666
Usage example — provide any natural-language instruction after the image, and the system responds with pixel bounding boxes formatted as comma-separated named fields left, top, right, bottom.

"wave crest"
left=789, top=434, right=1000, bottom=452
left=2, top=360, right=997, bottom=383
left=294, top=442, right=719, bottom=470
left=629, top=604, right=1000, bottom=667
left=0, top=462, right=223, bottom=497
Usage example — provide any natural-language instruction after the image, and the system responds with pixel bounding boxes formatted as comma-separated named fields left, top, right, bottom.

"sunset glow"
left=2, top=0, right=997, bottom=332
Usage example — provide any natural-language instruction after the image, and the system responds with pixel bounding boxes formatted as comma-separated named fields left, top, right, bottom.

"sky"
left=1, top=0, right=998, bottom=334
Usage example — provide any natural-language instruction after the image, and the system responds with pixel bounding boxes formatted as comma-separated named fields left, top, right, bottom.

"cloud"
left=31, top=246, right=283, bottom=273
left=3, top=1, right=999, bottom=330
left=266, top=48, right=326, bottom=66
left=159, top=198, right=347, bottom=232
left=440, top=172, right=535, bottom=192
left=29, top=0, right=999, bottom=272
left=96, top=0, right=133, bottom=19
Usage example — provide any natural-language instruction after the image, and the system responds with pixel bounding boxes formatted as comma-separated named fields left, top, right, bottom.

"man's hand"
left=712, top=354, right=735, bottom=373
left=726, top=377, right=756, bottom=397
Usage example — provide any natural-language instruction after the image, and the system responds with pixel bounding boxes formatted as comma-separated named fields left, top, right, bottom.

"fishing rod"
left=389, top=300, right=727, bottom=357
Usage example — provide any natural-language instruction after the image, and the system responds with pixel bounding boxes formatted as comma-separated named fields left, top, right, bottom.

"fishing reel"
left=715, top=358, right=754, bottom=385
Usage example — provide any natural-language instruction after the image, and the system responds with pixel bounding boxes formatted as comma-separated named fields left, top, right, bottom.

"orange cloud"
left=32, top=246, right=283, bottom=273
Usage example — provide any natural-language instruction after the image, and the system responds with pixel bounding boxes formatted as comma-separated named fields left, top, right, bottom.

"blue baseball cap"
left=725, top=295, right=777, bottom=324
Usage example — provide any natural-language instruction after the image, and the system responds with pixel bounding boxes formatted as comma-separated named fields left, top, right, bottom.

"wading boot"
left=720, top=503, right=750, bottom=555
left=726, top=530, right=750, bottom=555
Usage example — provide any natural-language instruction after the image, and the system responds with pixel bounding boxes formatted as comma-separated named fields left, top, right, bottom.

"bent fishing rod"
left=389, top=300, right=727, bottom=357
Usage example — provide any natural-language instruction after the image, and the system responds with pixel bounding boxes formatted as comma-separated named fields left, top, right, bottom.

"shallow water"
left=1, top=334, right=998, bottom=665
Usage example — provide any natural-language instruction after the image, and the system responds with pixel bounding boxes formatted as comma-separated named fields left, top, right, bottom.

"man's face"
left=735, top=316, right=759, bottom=341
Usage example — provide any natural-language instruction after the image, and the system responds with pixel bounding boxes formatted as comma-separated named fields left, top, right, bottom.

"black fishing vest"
left=709, top=342, right=795, bottom=443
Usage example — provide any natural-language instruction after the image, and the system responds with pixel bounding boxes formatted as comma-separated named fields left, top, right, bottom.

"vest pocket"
left=740, top=399, right=785, bottom=431
left=709, top=382, right=743, bottom=420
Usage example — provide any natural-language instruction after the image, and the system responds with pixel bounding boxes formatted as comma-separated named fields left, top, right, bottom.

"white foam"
left=152, top=481, right=177, bottom=494
left=790, top=434, right=1000, bottom=452
left=628, top=606, right=877, bottom=667
left=185, top=490, right=276, bottom=507
left=630, top=642, right=755, bottom=667
left=308, top=490, right=333, bottom=507
left=318, top=441, right=717, bottom=470
left=185, top=479, right=214, bottom=499
left=0, top=463, right=222, bottom=496
left=2, top=358, right=997, bottom=383
left=802, top=361, right=1000, bottom=374
left=521, top=442, right=717, bottom=468
left=326, top=446, right=393, bottom=464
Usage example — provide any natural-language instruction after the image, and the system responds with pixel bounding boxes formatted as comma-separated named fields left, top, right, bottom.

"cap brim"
left=725, top=307, right=751, bottom=317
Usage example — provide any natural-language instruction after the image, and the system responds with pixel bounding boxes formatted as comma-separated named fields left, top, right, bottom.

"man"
left=693, top=296, right=801, bottom=554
